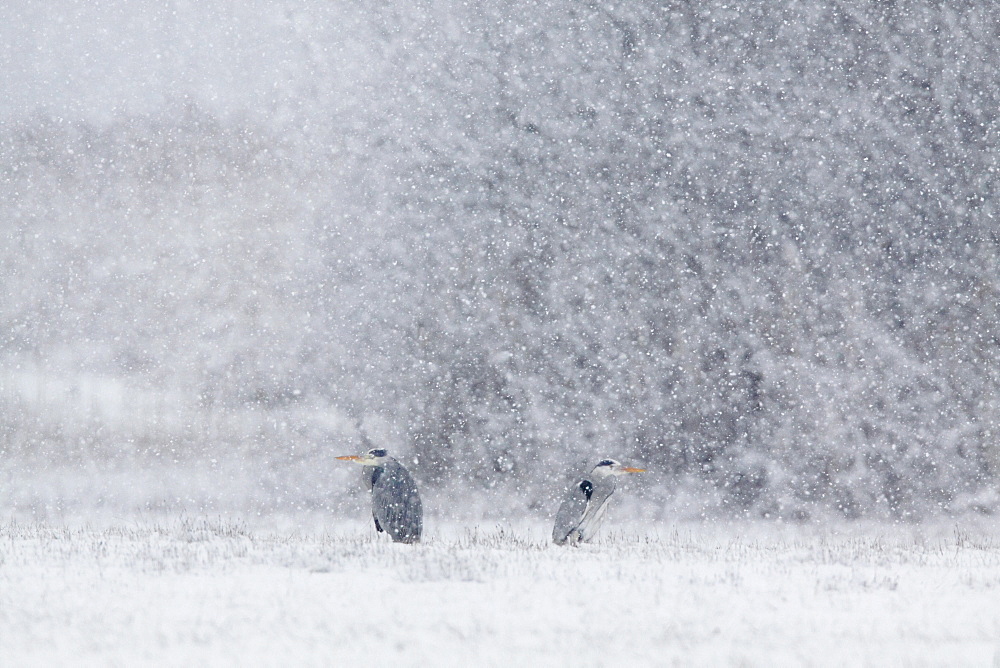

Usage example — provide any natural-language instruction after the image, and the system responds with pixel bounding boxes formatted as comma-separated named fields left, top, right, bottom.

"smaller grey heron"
left=337, top=448, right=423, bottom=544
left=552, top=459, right=645, bottom=546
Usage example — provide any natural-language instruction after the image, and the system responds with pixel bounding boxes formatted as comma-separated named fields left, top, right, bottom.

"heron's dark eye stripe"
left=368, top=448, right=388, bottom=458
left=597, top=459, right=615, bottom=467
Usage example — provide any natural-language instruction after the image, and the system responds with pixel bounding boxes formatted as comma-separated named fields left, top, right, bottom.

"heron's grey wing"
left=576, top=477, right=617, bottom=543
left=552, top=478, right=593, bottom=545
left=372, top=461, right=423, bottom=543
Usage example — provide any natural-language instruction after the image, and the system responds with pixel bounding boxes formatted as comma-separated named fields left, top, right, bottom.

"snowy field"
left=3, top=518, right=1000, bottom=667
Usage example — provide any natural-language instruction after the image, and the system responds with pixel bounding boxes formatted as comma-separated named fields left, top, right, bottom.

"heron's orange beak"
left=336, top=455, right=363, bottom=462
left=622, top=467, right=646, bottom=473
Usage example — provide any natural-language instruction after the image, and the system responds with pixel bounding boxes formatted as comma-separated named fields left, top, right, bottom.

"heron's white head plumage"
left=336, top=448, right=390, bottom=466
left=591, top=459, right=646, bottom=477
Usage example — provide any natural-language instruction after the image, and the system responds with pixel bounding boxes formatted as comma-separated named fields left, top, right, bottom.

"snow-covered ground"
left=3, top=518, right=999, bottom=666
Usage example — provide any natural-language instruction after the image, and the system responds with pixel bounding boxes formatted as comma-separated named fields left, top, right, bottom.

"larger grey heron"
left=552, top=459, right=645, bottom=546
left=337, top=448, right=423, bottom=544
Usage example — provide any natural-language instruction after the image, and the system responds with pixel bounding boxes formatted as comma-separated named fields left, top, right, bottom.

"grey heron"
left=552, top=459, right=645, bottom=546
left=337, top=448, right=423, bottom=544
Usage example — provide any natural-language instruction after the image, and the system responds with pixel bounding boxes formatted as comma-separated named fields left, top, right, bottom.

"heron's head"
left=336, top=448, right=390, bottom=466
left=592, top=459, right=646, bottom=477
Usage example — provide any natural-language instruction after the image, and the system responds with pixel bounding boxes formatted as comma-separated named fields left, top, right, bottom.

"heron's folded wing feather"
left=576, top=477, right=616, bottom=542
left=552, top=478, right=592, bottom=544
left=372, top=462, right=423, bottom=543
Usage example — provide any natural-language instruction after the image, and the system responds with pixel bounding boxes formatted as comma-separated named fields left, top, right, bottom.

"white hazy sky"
left=0, top=1, right=372, bottom=124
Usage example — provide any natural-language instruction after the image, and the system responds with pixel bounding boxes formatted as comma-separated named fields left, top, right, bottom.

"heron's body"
left=338, top=449, right=422, bottom=544
left=552, top=459, right=644, bottom=546
left=363, top=459, right=422, bottom=543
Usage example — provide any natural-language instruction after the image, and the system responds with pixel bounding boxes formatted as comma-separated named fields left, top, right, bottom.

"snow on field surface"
left=3, top=520, right=1000, bottom=667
